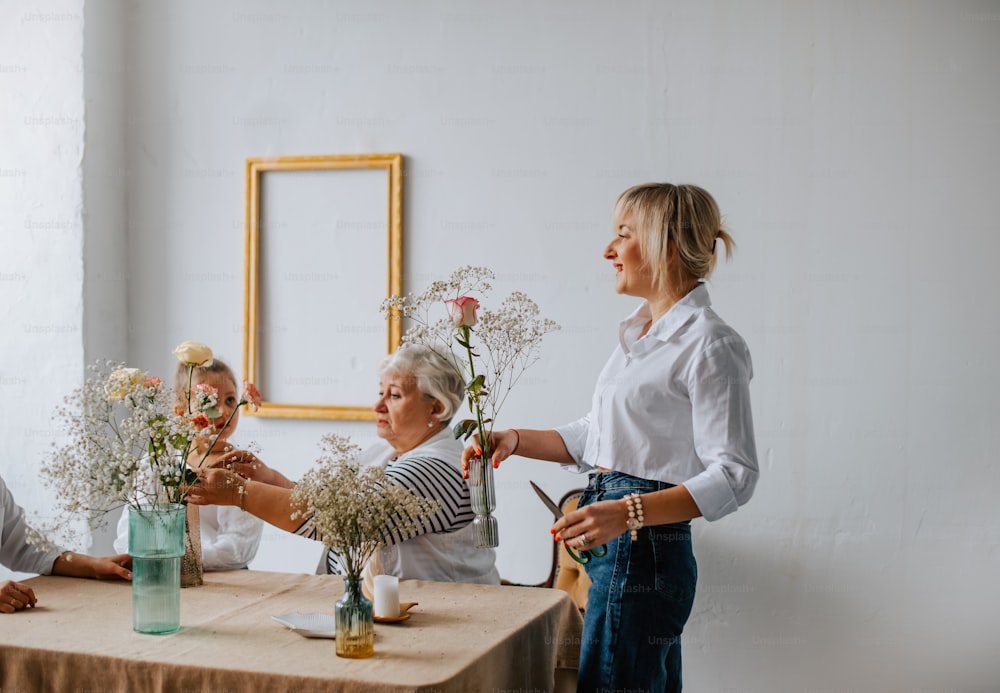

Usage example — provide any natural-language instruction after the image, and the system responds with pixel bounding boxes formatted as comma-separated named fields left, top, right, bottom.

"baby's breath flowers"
left=381, top=266, right=559, bottom=547
left=381, top=266, right=559, bottom=462
left=290, top=434, right=441, bottom=579
left=30, top=343, right=263, bottom=550
left=30, top=361, right=196, bottom=548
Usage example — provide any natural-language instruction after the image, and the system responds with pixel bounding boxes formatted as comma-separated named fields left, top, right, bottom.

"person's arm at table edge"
left=51, top=551, right=132, bottom=580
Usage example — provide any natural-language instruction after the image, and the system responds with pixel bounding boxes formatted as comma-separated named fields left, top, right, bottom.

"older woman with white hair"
left=187, top=345, right=499, bottom=585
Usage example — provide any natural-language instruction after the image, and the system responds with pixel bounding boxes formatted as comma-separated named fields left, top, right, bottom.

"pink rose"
left=143, top=376, right=163, bottom=389
left=243, top=381, right=262, bottom=412
left=445, top=296, right=479, bottom=328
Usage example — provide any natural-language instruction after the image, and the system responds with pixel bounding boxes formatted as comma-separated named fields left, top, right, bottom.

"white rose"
left=172, top=341, right=214, bottom=367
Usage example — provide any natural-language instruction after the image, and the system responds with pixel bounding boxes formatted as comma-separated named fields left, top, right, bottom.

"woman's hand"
left=551, top=498, right=629, bottom=553
left=51, top=552, right=133, bottom=581
left=0, top=580, right=37, bottom=613
left=186, top=468, right=243, bottom=506
left=460, top=429, right=521, bottom=478
left=210, top=451, right=294, bottom=489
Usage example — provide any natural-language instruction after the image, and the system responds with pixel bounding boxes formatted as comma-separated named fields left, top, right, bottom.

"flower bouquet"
left=290, top=434, right=440, bottom=657
left=35, top=342, right=260, bottom=541
left=32, top=341, right=261, bottom=633
left=381, top=266, right=559, bottom=547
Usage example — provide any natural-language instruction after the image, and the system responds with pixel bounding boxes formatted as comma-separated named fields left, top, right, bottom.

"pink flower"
left=143, top=376, right=163, bottom=389
left=445, top=296, right=479, bottom=328
left=243, top=380, right=262, bottom=412
left=193, top=382, right=219, bottom=410
left=194, top=383, right=218, bottom=398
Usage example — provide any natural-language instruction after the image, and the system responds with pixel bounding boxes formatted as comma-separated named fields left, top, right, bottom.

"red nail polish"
left=554, top=535, right=561, bottom=542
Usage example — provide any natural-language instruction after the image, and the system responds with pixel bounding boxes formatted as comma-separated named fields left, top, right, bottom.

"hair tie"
left=712, top=238, right=717, bottom=253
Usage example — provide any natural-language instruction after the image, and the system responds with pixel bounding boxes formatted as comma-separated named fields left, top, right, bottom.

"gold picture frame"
left=243, top=153, right=403, bottom=420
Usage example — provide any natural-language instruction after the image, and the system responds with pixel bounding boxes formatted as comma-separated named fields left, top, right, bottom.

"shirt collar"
left=619, top=284, right=712, bottom=352
left=360, top=427, right=455, bottom=468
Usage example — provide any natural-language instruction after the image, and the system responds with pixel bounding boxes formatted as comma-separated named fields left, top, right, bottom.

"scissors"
left=529, top=481, right=607, bottom=564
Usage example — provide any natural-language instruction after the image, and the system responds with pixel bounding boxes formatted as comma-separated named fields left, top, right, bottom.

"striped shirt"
left=295, top=452, right=474, bottom=575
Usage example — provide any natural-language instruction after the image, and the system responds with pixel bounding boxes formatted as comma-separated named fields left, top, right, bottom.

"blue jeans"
left=577, top=472, right=697, bottom=693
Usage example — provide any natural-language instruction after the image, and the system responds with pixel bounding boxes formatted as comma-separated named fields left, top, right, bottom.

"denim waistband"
left=586, top=470, right=676, bottom=493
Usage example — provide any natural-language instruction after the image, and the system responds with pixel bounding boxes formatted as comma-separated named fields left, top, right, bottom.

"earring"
left=427, top=420, right=435, bottom=428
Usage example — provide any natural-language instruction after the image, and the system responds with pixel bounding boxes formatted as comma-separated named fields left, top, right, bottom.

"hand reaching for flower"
left=210, top=450, right=295, bottom=489
left=185, top=468, right=244, bottom=507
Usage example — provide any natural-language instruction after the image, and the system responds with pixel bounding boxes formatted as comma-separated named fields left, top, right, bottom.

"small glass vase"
left=128, top=503, right=186, bottom=634
left=467, top=455, right=499, bottom=548
left=336, top=576, right=374, bottom=658
left=180, top=504, right=203, bottom=588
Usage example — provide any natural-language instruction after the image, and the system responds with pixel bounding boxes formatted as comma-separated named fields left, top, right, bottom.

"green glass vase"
left=128, top=503, right=186, bottom=634
left=335, top=576, right=374, bottom=658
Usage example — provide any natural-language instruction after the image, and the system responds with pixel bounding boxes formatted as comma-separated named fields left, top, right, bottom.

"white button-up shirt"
left=1, top=474, right=61, bottom=574
left=555, top=284, right=759, bottom=521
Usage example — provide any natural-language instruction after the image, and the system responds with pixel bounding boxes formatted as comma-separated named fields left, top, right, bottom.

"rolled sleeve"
left=685, top=336, right=759, bottom=521
left=555, top=416, right=595, bottom=473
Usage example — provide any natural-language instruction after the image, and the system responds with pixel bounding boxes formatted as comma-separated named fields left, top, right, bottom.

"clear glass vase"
left=128, top=503, right=186, bottom=634
left=180, top=504, right=203, bottom=588
left=335, top=576, right=374, bottom=658
left=467, top=456, right=499, bottom=548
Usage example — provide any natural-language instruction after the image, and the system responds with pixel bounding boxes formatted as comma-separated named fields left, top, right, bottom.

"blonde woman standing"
left=470, top=183, right=759, bottom=691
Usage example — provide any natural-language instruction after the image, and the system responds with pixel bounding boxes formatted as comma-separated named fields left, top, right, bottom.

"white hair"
left=378, top=345, right=465, bottom=423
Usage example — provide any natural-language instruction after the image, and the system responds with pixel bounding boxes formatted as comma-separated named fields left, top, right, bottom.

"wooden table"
left=0, top=570, right=582, bottom=692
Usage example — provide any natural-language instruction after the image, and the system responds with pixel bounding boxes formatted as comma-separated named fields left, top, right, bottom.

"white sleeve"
left=113, top=506, right=130, bottom=554
left=200, top=507, right=264, bottom=571
left=554, top=415, right=596, bottom=473
left=0, top=476, right=62, bottom=575
left=682, top=335, right=759, bottom=521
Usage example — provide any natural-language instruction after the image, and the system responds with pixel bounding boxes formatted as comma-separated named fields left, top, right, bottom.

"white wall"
left=0, top=0, right=88, bottom=576
left=4, top=1, right=1000, bottom=690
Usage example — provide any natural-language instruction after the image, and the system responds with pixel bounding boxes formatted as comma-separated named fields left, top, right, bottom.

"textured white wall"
left=0, top=0, right=87, bottom=575
left=3, top=1, right=999, bottom=690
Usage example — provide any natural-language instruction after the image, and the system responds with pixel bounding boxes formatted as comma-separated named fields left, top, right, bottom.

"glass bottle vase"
left=467, top=455, right=499, bottom=548
left=128, top=503, right=186, bottom=634
left=335, top=576, right=374, bottom=658
left=180, top=504, right=203, bottom=588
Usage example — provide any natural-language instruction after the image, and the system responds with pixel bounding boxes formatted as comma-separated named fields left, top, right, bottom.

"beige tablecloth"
left=0, top=570, right=582, bottom=692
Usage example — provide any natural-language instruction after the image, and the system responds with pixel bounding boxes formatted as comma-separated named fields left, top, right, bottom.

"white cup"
left=373, top=574, right=400, bottom=618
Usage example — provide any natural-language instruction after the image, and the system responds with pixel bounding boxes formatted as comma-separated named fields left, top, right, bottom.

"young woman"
left=114, top=358, right=263, bottom=571
left=469, top=183, right=760, bottom=691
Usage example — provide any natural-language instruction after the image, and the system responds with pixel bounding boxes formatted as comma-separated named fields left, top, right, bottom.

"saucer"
left=374, top=613, right=410, bottom=624
left=373, top=601, right=418, bottom=624
left=272, top=612, right=336, bottom=639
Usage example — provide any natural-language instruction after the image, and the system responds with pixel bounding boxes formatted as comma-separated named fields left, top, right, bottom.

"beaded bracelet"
left=624, top=493, right=645, bottom=541
left=237, top=479, right=249, bottom=511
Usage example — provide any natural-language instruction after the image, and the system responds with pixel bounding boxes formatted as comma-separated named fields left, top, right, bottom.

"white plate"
left=272, top=612, right=336, bottom=639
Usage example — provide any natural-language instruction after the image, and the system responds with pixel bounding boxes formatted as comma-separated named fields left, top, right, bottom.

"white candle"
left=373, top=575, right=400, bottom=618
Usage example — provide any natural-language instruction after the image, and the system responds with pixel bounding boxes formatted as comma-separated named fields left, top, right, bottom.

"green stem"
left=186, top=365, right=194, bottom=415
left=459, top=325, right=490, bottom=460
left=194, top=399, right=246, bottom=467
left=459, top=325, right=491, bottom=517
